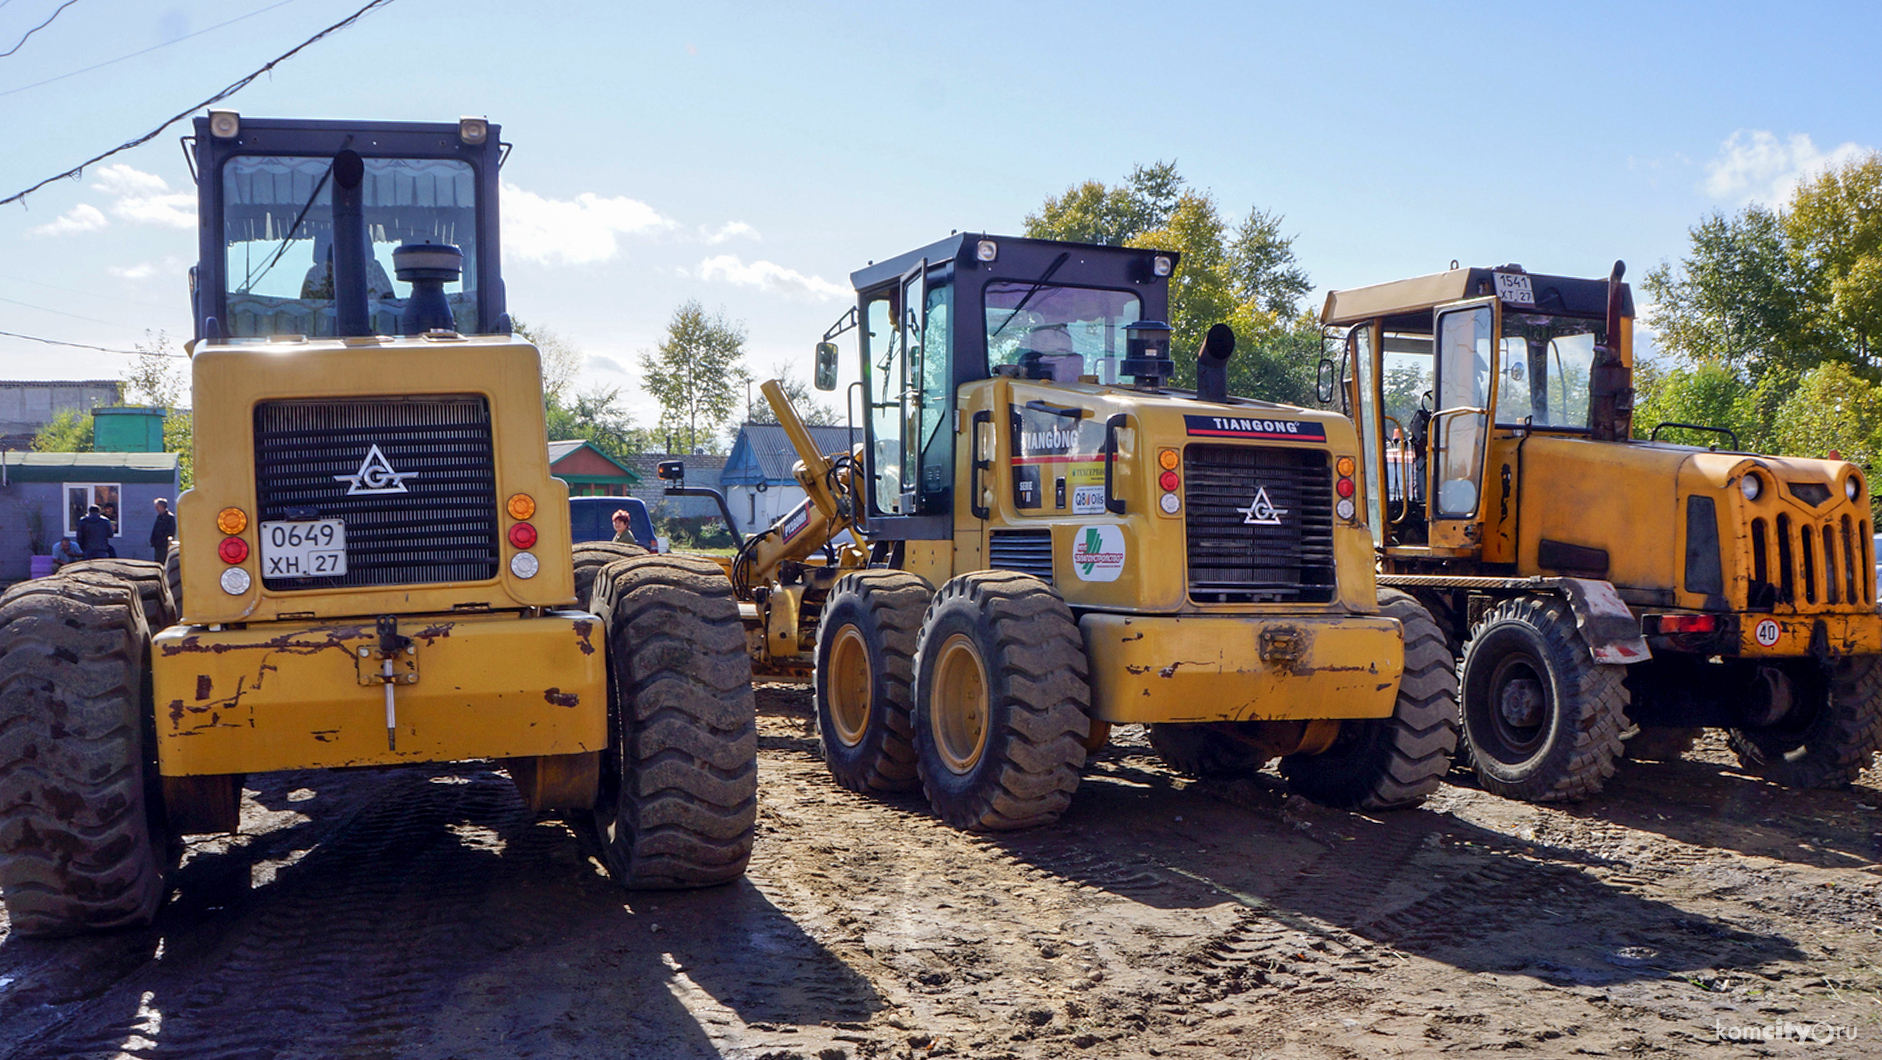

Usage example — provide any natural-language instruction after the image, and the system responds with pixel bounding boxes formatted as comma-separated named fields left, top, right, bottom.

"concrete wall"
left=0, top=381, right=121, bottom=439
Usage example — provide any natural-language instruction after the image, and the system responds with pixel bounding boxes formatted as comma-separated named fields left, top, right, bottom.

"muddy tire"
left=1459, top=595, right=1627, bottom=802
left=589, top=555, right=756, bottom=888
left=574, top=541, right=650, bottom=609
left=1146, top=724, right=1271, bottom=778
left=164, top=542, right=183, bottom=618
left=1728, top=656, right=1882, bottom=788
left=0, top=574, right=168, bottom=935
left=814, top=570, right=931, bottom=793
left=1622, top=726, right=1701, bottom=762
left=912, top=572, right=1090, bottom=831
left=61, top=558, right=176, bottom=632
left=1281, top=589, right=1459, bottom=810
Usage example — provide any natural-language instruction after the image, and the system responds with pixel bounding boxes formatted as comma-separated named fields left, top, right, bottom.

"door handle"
left=1102, top=413, right=1128, bottom=515
left=970, top=409, right=992, bottom=520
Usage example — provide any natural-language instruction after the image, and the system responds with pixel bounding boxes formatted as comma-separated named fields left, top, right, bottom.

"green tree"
left=513, top=318, right=585, bottom=404
left=544, top=387, right=655, bottom=465
left=748, top=362, right=842, bottom=428
left=1643, top=206, right=1813, bottom=380
left=638, top=300, right=751, bottom=454
left=1026, top=162, right=1319, bottom=403
left=1785, top=154, right=1882, bottom=371
left=31, top=408, right=93, bottom=453
left=120, top=330, right=194, bottom=488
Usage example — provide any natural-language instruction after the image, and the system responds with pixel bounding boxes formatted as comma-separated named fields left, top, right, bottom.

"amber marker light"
left=218, top=536, right=249, bottom=564
left=1336, top=456, right=1356, bottom=477
left=216, top=507, right=249, bottom=535
left=509, top=522, right=538, bottom=549
left=1158, top=448, right=1180, bottom=471
left=507, top=493, right=536, bottom=520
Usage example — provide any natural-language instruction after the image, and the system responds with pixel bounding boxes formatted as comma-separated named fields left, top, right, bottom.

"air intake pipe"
left=330, top=150, right=371, bottom=338
left=1588, top=260, right=1631, bottom=442
left=395, top=243, right=463, bottom=334
left=1194, top=323, right=1236, bottom=404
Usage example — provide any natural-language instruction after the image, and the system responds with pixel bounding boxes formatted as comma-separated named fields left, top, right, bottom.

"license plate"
left=259, top=519, right=348, bottom=578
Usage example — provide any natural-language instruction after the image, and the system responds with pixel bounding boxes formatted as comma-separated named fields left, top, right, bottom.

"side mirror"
left=814, top=342, right=839, bottom=391
left=1316, top=357, right=1338, bottom=404
left=657, top=460, right=685, bottom=486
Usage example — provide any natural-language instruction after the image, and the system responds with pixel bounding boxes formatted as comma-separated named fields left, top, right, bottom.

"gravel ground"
left=1, top=682, right=1878, bottom=1059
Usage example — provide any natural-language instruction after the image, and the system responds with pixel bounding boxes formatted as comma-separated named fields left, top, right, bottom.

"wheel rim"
left=931, top=632, right=991, bottom=775
left=827, top=624, right=873, bottom=747
left=1485, top=653, right=1549, bottom=756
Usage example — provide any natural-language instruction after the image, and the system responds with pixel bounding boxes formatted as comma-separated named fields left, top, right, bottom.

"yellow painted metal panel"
left=175, top=334, right=575, bottom=625
left=1734, top=612, right=1882, bottom=658
left=1080, top=612, right=1402, bottom=724
left=152, top=610, right=607, bottom=775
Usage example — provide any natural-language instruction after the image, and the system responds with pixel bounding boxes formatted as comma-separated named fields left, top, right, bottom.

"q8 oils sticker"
left=1072, top=524, right=1125, bottom=581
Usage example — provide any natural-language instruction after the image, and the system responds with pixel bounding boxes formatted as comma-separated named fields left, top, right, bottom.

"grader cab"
left=1324, top=262, right=1882, bottom=801
left=0, top=114, right=758, bottom=936
left=729, top=234, right=1458, bottom=830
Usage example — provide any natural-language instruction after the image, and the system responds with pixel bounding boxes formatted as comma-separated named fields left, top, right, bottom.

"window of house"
left=65, top=483, right=121, bottom=537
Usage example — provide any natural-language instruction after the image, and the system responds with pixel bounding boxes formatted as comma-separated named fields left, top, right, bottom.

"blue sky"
left=1, top=0, right=1876, bottom=424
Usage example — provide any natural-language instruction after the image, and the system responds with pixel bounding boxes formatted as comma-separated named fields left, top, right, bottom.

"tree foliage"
left=748, top=362, right=843, bottom=428
left=637, top=300, right=751, bottom=454
left=31, top=409, right=93, bottom=453
left=1025, top=162, right=1320, bottom=405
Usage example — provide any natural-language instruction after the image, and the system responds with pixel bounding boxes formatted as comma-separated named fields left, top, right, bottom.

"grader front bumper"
left=151, top=611, right=608, bottom=775
left=1079, top=612, right=1403, bottom=724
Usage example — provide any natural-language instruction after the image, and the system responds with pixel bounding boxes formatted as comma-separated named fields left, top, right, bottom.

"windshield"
left=221, top=155, right=479, bottom=338
left=1496, top=313, right=1602, bottom=428
left=984, top=282, right=1141, bottom=384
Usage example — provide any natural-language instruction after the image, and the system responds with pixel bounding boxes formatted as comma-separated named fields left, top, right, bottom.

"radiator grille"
left=253, top=395, right=500, bottom=590
left=1763, top=509, right=1873, bottom=610
left=1184, top=445, right=1335, bottom=603
left=988, top=529, right=1053, bottom=583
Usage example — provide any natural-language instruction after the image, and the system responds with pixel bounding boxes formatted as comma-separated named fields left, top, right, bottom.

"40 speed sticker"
left=1755, top=619, right=1782, bottom=647
left=1072, top=524, right=1125, bottom=581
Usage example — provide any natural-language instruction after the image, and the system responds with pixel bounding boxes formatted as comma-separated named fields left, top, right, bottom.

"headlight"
left=1152, top=255, right=1173, bottom=277
left=1740, top=473, right=1763, bottom=501
left=976, top=240, right=998, bottom=262
left=1848, top=476, right=1862, bottom=501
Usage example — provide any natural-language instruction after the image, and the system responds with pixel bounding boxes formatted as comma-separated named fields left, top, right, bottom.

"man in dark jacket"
left=150, top=498, right=176, bottom=560
left=76, top=504, right=115, bottom=559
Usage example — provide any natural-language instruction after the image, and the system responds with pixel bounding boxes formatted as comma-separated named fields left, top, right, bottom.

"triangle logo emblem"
left=334, top=444, right=419, bottom=495
left=1238, top=486, right=1286, bottom=526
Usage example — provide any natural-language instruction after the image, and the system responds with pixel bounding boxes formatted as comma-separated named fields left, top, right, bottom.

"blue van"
left=568, top=496, right=660, bottom=550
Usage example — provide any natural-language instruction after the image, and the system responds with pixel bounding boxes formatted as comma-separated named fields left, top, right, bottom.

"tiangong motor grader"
left=683, top=233, right=1459, bottom=830
left=0, top=113, right=758, bottom=936
left=1323, top=261, right=1882, bottom=801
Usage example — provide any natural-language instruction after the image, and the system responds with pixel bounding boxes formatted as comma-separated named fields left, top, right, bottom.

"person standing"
left=76, top=504, right=115, bottom=560
left=150, top=498, right=176, bottom=560
left=611, top=510, right=638, bottom=546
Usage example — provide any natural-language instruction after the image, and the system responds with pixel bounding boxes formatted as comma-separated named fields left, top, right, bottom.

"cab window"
left=984, top=283, right=1140, bottom=383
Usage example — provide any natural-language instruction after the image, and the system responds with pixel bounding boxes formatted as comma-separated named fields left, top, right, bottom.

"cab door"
left=1428, top=298, right=1499, bottom=551
left=861, top=263, right=923, bottom=517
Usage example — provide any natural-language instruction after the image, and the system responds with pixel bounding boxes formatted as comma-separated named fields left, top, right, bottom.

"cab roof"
left=848, top=233, right=1179, bottom=292
left=1320, top=267, right=1633, bottom=330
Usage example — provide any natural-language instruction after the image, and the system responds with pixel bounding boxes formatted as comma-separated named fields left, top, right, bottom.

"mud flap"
left=1557, top=578, right=1650, bottom=665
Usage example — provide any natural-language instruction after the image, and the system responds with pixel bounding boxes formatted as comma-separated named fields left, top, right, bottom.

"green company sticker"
left=1072, top=525, right=1125, bottom=582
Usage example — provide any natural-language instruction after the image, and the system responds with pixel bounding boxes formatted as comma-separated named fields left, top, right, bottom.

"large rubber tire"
left=1280, top=589, right=1459, bottom=810
left=164, top=542, right=182, bottom=619
left=1459, top=595, right=1628, bottom=802
left=61, top=558, right=177, bottom=632
left=912, top=571, right=1090, bottom=831
left=1622, top=726, right=1701, bottom=762
left=589, top=555, right=757, bottom=888
left=813, top=570, right=931, bottom=793
left=574, top=541, right=650, bottom=609
left=1146, top=724, right=1271, bottom=778
left=1728, top=656, right=1882, bottom=788
left=0, top=574, right=168, bottom=935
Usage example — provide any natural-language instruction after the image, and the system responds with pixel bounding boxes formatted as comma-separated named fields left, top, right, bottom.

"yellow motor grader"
left=1323, top=262, right=1882, bottom=801
left=677, top=234, right=1459, bottom=830
left=0, top=114, right=756, bottom=936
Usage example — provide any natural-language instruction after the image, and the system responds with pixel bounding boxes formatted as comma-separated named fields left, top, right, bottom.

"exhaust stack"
left=1194, top=323, right=1236, bottom=404
left=1588, top=260, right=1631, bottom=442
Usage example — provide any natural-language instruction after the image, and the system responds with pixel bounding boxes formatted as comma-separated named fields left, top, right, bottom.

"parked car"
left=569, top=496, right=662, bottom=551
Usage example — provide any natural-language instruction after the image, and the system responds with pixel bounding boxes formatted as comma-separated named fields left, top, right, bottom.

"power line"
left=0, top=329, right=181, bottom=357
left=0, top=0, right=396, bottom=209
left=0, top=272, right=174, bottom=311
left=0, top=0, right=79, bottom=59
left=0, top=0, right=303, bottom=99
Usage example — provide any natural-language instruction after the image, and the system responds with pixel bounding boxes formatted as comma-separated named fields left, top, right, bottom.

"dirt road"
left=2, top=683, right=1878, bottom=1059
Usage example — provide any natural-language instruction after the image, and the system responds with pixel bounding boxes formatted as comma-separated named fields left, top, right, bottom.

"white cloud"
left=502, top=182, right=672, bottom=265
left=701, top=221, right=758, bottom=244
left=696, top=254, right=848, bottom=301
left=90, top=164, right=194, bottom=228
left=110, top=262, right=157, bottom=280
left=587, top=355, right=626, bottom=374
left=1704, top=130, right=1869, bottom=205
left=28, top=203, right=107, bottom=236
